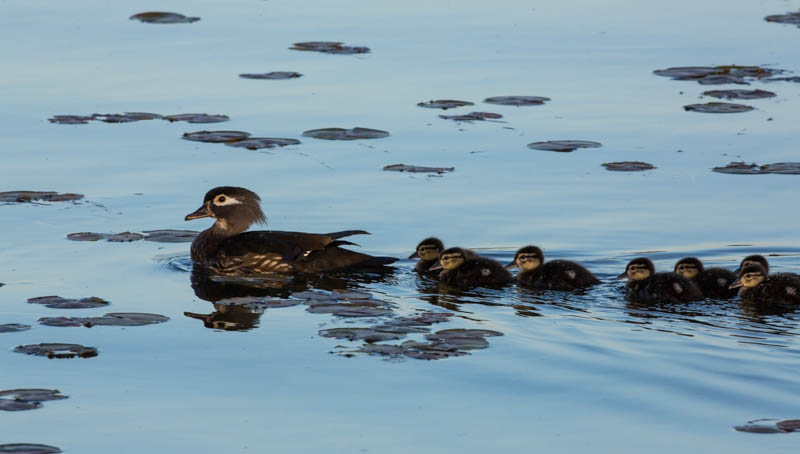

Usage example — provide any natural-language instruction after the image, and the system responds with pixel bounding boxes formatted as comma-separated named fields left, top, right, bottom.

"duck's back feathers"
left=628, top=272, right=704, bottom=304
left=518, top=259, right=599, bottom=291
left=439, top=256, right=512, bottom=288
left=694, top=267, right=738, bottom=299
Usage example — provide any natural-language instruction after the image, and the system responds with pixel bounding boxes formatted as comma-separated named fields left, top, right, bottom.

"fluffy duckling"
left=433, top=247, right=512, bottom=288
left=730, top=264, right=800, bottom=306
left=409, top=237, right=445, bottom=274
left=674, top=257, right=737, bottom=299
left=618, top=257, right=703, bottom=303
left=186, top=186, right=397, bottom=275
left=506, top=246, right=599, bottom=291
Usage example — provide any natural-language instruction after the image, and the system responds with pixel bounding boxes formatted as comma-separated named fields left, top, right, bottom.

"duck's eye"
left=218, top=196, right=226, bottom=203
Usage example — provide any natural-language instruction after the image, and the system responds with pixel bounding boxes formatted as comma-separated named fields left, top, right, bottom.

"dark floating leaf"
left=763, top=76, right=800, bottom=83
left=776, top=420, right=800, bottom=432
left=0, top=400, right=42, bottom=411
left=439, top=111, right=502, bottom=121
left=302, top=127, right=390, bottom=140
left=0, top=191, right=83, bottom=203
left=416, top=100, right=475, bottom=110
left=182, top=130, right=251, bottom=143
left=734, top=423, right=788, bottom=434
left=239, top=72, right=302, bottom=80
left=702, top=89, right=776, bottom=100
left=38, top=312, right=169, bottom=328
left=425, top=328, right=504, bottom=350
left=306, top=301, right=393, bottom=317
left=27, top=295, right=109, bottom=309
left=108, top=232, right=145, bottom=242
left=0, top=324, right=31, bottom=333
left=94, top=112, right=162, bottom=123
left=224, top=138, right=301, bottom=150
left=0, top=389, right=67, bottom=402
left=345, top=326, right=503, bottom=360
left=765, top=11, right=800, bottom=27
left=143, top=229, right=199, bottom=243
left=653, top=65, right=781, bottom=85
left=130, top=12, right=200, bottom=24
left=712, top=161, right=800, bottom=175
left=164, top=113, right=229, bottom=124
left=683, top=102, right=754, bottom=113
left=47, top=115, right=93, bottom=124
left=217, top=296, right=303, bottom=309
left=383, top=164, right=454, bottom=174
left=526, top=140, right=602, bottom=152
left=319, top=327, right=407, bottom=343
left=66, top=232, right=143, bottom=242
left=0, top=445, right=62, bottom=454
left=602, top=161, right=656, bottom=171
left=483, top=96, right=550, bottom=106
left=290, top=41, right=370, bottom=54
left=14, top=343, right=98, bottom=359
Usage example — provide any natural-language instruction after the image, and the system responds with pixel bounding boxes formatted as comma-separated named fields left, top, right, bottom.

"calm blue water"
left=2, top=0, right=800, bottom=452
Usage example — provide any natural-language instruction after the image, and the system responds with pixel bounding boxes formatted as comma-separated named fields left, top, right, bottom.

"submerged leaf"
left=383, top=164, right=454, bottom=174
left=14, top=343, right=98, bottom=359
left=416, top=100, right=474, bottom=110
left=130, top=12, right=200, bottom=24
left=0, top=444, right=62, bottom=454
left=0, top=324, right=31, bottom=333
left=683, top=102, right=754, bottom=113
left=702, top=89, right=776, bottom=100
left=484, top=96, right=550, bottom=106
left=0, top=191, right=83, bottom=203
left=27, top=295, right=109, bottom=309
left=302, top=127, right=390, bottom=140
left=239, top=72, right=302, bottom=80
left=713, top=161, right=800, bottom=175
left=602, top=161, right=656, bottom=171
left=182, top=131, right=251, bottom=143
left=224, top=138, right=301, bottom=150
left=164, top=114, right=229, bottom=124
left=439, top=112, right=502, bottom=121
left=527, top=140, right=602, bottom=152
left=290, top=41, right=370, bottom=54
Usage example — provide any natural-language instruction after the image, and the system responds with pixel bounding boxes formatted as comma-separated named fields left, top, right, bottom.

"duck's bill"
left=429, top=263, right=443, bottom=271
left=504, top=261, right=518, bottom=270
left=616, top=271, right=628, bottom=279
left=185, top=204, right=212, bottom=221
left=729, top=280, right=743, bottom=289
left=408, top=251, right=419, bottom=259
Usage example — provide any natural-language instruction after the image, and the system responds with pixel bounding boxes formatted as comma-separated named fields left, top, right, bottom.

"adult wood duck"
left=618, top=257, right=703, bottom=304
left=409, top=237, right=445, bottom=274
left=730, top=263, right=800, bottom=306
left=506, top=245, right=599, bottom=291
left=185, top=186, right=397, bottom=275
left=673, top=257, right=737, bottom=299
left=432, top=247, right=512, bottom=288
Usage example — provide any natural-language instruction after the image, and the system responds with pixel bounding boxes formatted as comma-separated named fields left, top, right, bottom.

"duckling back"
left=518, top=260, right=599, bottom=291
left=440, top=256, right=512, bottom=288
left=628, top=272, right=704, bottom=304
left=693, top=267, right=738, bottom=299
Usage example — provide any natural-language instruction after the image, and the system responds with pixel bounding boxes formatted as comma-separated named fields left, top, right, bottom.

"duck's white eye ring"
left=213, top=195, right=242, bottom=206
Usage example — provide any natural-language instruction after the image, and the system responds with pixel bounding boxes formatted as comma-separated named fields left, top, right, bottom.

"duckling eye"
left=218, top=196, right=226, bottom=202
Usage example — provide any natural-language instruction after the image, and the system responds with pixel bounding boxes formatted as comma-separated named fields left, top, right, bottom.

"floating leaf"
left=0, top=324, right=31, bottom=333
left=702, top=89, right=776, bottom=100
left=38, top=312, right=169, bottom=328
left=319, top=327, right=407, bottom=343
left=164, top=113, right=229, bottom=123
left=439, top=111, right=502, bottom=121
left=93, top=112, right=162, bottom=123
left=143, top=229, right=198, bottom=243
left=47, top=115, right=93, bottom=124
left=306, top=301, right=393, bottom=317
left=776, top=420, right=800, bottom=432
left=526, top=140, right=602, bottom=152
left=383, top=164, right=454, bottom=174
left=683, top=102, right=754, bottom=113
left=653, top=65, right=781, bottom=84
left=239, top=72, right=302, bottom=80
left=182, top=130, right=251, bottom=143
left=27, top=296, right=109, bottom=309
left=0, top=191, right=83, bottom=203
left=0, top=445, right=62, bottom=454
left=290, top=41, right=370, bottom=54
left=763, top=76, right=800, bottom=83
left=602, top=161, right=656, bottom=171
left=14, top=343, right=98, bottom=359
left=130, top=12, right=200, bottom=24
left=302, top=127, right=390, bottom=140
left=0, top=400, right=41, bottom=411
left=765, top=11, right=800, bottom=26
left=484, top=96, right=550, bottom=106
left=224, top=138, right=301, bottom=150
left=734, top=423, right=788, bottom=434
left=713, top=161, right=800, bottom=175
left=0, top=389, right=67, bottom=401
left=416, top=100, right=474, bottom=110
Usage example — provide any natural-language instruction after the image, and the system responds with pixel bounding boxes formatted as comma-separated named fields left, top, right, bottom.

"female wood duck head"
left=505, top=246, right=543, bottom=271
left=409, top=237, right=444, bottom=260
left=674, top=257, right=703, bottom=280
left=185, top=186, right=267, bottom=234
left=730, top=264, right=767, bottom=290
left=618, top=257, right=655, bottom=281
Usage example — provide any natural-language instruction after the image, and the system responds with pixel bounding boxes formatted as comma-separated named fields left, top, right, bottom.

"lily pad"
left=653, top=65, right=781, bottom=84
left=143, top=229, right=199, bottom=243
left=0, top=400, right=42, bottom=411
left=319, top=327, right=407, bottom=343
left=713, top=161, right=800, bottom=175
left=683, top=102, right=754, bottom=113
left=239, top=72, right=302, bottom=80
left=224, top=138, right=301, bottom=150
left=0, top=324, right=31, bottom=333
left=306, top=301, right=393, bottom=317
left=484, top=96, right=550, bottom=106
left=0, top=445, right=62, bottom=454
left=130, top=12, right=200, bottom=24
left=383, top=164, right=454, bottom=174
left=702, top=89, right=776, bottom=100
left=425, top=328, right=503, bottom=350
left=47, top=115, right=93, bottom=124
left=14, top=343, right=98, bottom=359
left=164, top=114, right=229, bottom=124
left=765, top=11, right=800, bottom=26
left=290, top=41, right=370, bottom=54
left=602, top=161, right=656, bottom=171
left=734, top=423, right=788, bottom=434
left=182, top=130, right=251, bottom=143
left=65, top=231, right=105, bottom=241
left=94, top=112, right=162, bottom=123
left=416, top=100, right=474, bottom=110
left=527, top=140, right=602, bottom=152
left=777, top=420, right=800, bottom=432
left=27, top=295, right=109, bottom=309
left=763, top=76, right=800, bottom=83
left=302, top=127, right=390, bottom=140
left=66, top=232, right=143, bottom=242
left=439, top=112, right=502, bottom=121
left=0, top=191, right=83, bottom=203
left=38, top=312, right=169, bottom=328
left=0, top=389, right=67, bottom=402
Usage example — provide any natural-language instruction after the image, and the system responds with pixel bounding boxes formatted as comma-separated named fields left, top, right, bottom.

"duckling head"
left=617, top=257, right=654, bottom=281
left=506, top=245, right=543, bottom=271
left=730, top=264, right=767, bottom=289
left=437, top=247, right=469, bottom=271
left=738, top=254, right=769, bottom=274
left=674, top=257, right=703, bottom=280
left=409, top=237, right=444, bottom=260
left=185, top=186, right=267, bottom=233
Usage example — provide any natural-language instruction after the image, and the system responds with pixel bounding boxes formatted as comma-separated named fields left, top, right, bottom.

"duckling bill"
left=186, top=186, right=397, bottom=275
left=433, top=247, right=512, bottom=288
left=619, top=257, right=703, bottom=304
left=506, top=246, right=599, bottom=291
left=674, top=257, right=737, bottom=299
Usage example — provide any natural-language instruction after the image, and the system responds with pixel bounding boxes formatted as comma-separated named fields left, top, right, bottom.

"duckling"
left=738, top=254, right=799, bottom=279
left=185, top=186, right=397, bottom=275
left=433, top=247, right=512, bottom=288
left=731, top=263, right=800, bottom=306
left=674, top=257, right=737, bottom=299
left=618, top=257, right=703, bottom=303
left=408, top=237, right=445, bottom=274
left=506, top=246, right=599, bottom=291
